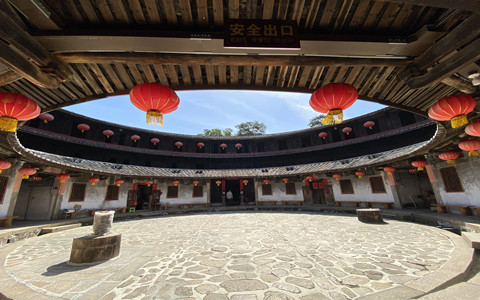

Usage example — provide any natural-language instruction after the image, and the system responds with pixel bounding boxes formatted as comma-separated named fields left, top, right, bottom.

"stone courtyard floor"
left=0, top=211, right=474, bottom=299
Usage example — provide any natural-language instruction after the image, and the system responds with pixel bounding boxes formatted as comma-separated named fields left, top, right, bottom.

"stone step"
left=40, top=223, right=82, bottom=234
left=462, top=231, right=480, bottom=249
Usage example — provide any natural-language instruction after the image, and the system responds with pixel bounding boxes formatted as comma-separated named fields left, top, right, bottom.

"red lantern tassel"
left=451, top=115, right=468, bottom=128
left=468, top=150, right=479, bottom=156
left=146, top=109, right=163, bottom=126
left=0, top=116, right=18, bottom=132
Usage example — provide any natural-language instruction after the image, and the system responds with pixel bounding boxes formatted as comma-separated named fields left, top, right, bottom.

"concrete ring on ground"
left=0, top=212, right=472, bottom=299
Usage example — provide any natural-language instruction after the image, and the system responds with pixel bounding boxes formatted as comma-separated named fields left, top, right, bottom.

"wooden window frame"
left=0, top=176, right=8, bottom=204
left=369, top=176, right=387, bottom=194
left=105, top=184, right=119, bottom=201
left=439, top=166, right=464, bottom=193
left=262, top=184, right=272, bottom=195
left=339, top=179, right=354, bottom=194
left=193, top=185, right=203, bottom=197
left=69, top=183, right=87, bottom=202
left=167, top=185, right=179, bottom=198
left=285, top=182, right=296, bottom=195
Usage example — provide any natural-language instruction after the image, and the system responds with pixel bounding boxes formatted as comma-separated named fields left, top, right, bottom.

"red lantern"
left=220, top=143, right=227, bottom=150
left=143, top=180, right=153, bottom=186
left=364, top=121, right=375, bottom=129
left=197, top=142, right=205, bottom=149
left=193, top=180, right=199, bottom=186
left=77, top=123, right=90, bottom=132
left=172, top=180, right=180, bottom=186
left=282, top=177, right=289, bottom=183
left=175, top=141, right=183, bottom=148
left=383, top=166, right=396, bottom=175
left=459, top=139, right=480, bottom=156
left=428, top=95, right=476, bottom=128
left=129, top=83, right=180, bottom=126
left=355, top=171, right=364, bottom=178
left=309, top=83, right=358, bottom=125
left=342, top=127, right=352, bottom=135
left=318, top=132, right=328, bottom=139
left=19, top=167, right=36, bottom=179
left=0, top=159, right=11, bottom=174
left=235, top=143, right=242, bottom=150
left=411, top=160, right=427, bottom=171
left=263, top=179, right=270, bottom=184
left=130, top=135, right=140, bottom=142
left=38, top=113, right=54, bottom=123
left=150, top=138, right=160, bottom=145
left=438, top=151, right=459, bottom=164
left=332, top=174, right=341, bottom=180
left=115, top=179, right=124, bottom=186
left=0, top=92, right=41, bottom=132
left=242, top=179, right=248, bottom=185
left=103, top=129, right=114, bottom=138
left=56, top=173, right=70, bottom=183
left=89, top=177, right=99, bottom=185
left=306, top=176, right=314, bottom=182
left=215, top=180, right=222, bottom=186
left=465, top=120, right=480, bottom=137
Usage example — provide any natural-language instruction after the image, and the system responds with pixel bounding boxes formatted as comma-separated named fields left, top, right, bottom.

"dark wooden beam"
left=0, top=41, right=61, bottom=89
left=8, top=0, right=63, bottom=30
left=0, top=8, right=70, bottom=82
left=402, top=14, right=480, bottom=74
left=404, top=38, right=480, bottom=89
left=56, top=52, right=411, bottom=67
left=375, top=0, right=480, bottom=12
left=0, top=71, right=22, bottom=86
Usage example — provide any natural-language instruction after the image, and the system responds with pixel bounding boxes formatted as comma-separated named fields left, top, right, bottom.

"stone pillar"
left=3, top=160, right=24, bottom=217
left=386, top=173, right=402, bottom=209
left=254, top=179, right=259, bottom=205
left=425, top=164, right=444, bottom=205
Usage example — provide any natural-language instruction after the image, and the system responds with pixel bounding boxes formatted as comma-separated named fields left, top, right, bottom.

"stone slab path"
left=0, top=212, right=461, bottom=299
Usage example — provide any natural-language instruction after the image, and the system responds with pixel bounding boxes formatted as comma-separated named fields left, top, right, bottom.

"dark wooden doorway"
left=210, top=179, right=223, bottom=204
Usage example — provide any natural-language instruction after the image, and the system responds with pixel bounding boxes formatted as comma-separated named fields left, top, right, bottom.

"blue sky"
left=64, top=90, right=385, bottom=135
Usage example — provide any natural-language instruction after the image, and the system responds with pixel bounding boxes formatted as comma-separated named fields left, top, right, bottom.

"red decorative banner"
left=318, top=182, right=324, bottom=188
left=304, top=180, right=309, bottom=186
left=224, top=19, right=300, bottom=49
left=239, top=180, right=244, bottom=191
left=312, top=182, right=318, bottom=189
left=222, top=180, right=225, bottom=193
left=132, top=182, right=137, bottom=191
left=153, top=183, right=158, bottom=190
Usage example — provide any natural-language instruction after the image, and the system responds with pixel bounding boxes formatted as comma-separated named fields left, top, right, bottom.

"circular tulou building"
left=1, top=1, right=480, bottom=299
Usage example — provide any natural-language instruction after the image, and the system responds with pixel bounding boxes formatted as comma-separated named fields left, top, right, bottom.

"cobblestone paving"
left=3, top=212, right=454, bottom=299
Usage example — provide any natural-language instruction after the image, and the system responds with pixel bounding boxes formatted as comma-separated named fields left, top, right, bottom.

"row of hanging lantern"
left=317, top=121, right=375, bottom=141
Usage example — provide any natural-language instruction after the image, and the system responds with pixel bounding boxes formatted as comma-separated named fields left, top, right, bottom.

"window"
left=339, top=179, right=354, bottom=194
left=193, top=185, right=203, bottom=197
left=167, top=186, right=179, bottom=198
left=105, top=184, right=119, bottom=201
left=285, top=182, right=296, bottom=195
left=262, top=184, right=272, bottom=195
left=0, top=176, right=8, bottom=204
left=369, top=176, right=386, bottom=193
left=69, top=183, right=87, bottom=202
left=440, top=166, right=464, bottom=192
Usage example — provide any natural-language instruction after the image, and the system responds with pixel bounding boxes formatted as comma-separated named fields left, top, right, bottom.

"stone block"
left=462, top=232, right=480, bottom=249
left=40, top=223, right=81, bottom=234
left=356, top=208, right=384, bottom=223
left=69, top=233, right=121, bottom=264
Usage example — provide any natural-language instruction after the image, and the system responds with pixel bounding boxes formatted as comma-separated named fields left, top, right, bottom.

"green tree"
left=235, top=121, right=267, bottom=136
left=308, top=114, right=326, bottom=127
left=198, top=128, right=233, bottom=136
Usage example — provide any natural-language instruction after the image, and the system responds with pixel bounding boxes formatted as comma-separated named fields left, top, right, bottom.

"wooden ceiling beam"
left=404, top=38, right=480, bottom=89
left=56, top=52, right=411, bottom=67
left=8, top=0, right=63, bottom=30
left=401, top=14, right=480, bottom=73
left=374, top=0, right=480, bottom=12
left=0, top=41, right=61, bottom=89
